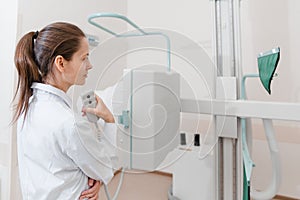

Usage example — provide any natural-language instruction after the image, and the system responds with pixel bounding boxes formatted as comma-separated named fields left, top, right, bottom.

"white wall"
left=0, top=0, right=19, bottom=199
left=18, top=0, right=128, bottom=40
left=126, top=0, right=215, bottom=105
left=241, top=0, right=293, bottom=103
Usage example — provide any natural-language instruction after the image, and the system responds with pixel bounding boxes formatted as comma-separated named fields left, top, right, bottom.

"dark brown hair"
left=13, top=22, right=85, bottom=123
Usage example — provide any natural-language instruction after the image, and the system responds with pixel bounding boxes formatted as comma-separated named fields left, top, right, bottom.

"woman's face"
left=63, top=37, right=92, bottom=86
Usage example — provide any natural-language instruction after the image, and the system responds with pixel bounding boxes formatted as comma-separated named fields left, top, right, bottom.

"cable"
left=167, top=184, right=181, bottom=200
left=103, top=167, right=126, bottom=200
left=250, top=119, right=281, bottom=200
left=92, top=121, right=126, bottom=200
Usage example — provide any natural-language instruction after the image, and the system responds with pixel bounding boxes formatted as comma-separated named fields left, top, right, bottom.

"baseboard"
left=114, top=168, right=173, bottom=178
left=274, top=194, right=299, bottom=200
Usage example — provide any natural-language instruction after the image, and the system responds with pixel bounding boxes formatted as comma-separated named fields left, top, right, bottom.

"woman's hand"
left=82, top=94, right=115, bottom=123
left=79, top=178, right=101, bottom=200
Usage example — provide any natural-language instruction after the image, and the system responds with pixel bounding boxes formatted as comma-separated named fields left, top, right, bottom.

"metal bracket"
left=118, top=110, right=130, bottom=129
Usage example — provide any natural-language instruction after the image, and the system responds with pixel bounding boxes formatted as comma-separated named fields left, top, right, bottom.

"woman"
left=13, top=22, right=116, bottom=199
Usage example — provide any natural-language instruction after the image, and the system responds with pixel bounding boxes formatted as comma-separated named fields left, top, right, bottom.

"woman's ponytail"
left=12, top=31, right=42, bottom=123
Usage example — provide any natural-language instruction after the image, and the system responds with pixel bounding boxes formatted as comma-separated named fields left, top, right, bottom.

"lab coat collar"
left=31, top=82, right=72, bottom=108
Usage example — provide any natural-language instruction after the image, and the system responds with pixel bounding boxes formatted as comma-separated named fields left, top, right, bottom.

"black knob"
left=194, top=133, right=200, bottom=146
left=180, top=132, right=186, bottom=145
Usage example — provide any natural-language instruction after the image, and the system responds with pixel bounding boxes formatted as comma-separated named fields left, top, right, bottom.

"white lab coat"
left=17, top=83, right=117, bottom=200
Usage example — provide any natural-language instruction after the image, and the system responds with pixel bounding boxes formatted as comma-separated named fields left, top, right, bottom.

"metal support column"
left=212, top=0, right=243, bottom=199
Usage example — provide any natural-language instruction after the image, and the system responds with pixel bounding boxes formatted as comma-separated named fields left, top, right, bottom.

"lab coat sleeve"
left=65, top=117, right=115, bottom=185
left=100, top=122, right=117, bottom=158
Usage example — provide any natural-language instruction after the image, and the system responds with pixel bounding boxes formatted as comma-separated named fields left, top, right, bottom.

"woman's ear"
left=54, top=55, right=65, bottom=73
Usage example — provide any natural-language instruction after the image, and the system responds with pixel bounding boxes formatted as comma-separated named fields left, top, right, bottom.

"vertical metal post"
left=212, top=0, right=243, bottom=199
left=214, top=0, right=236, bottom=77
